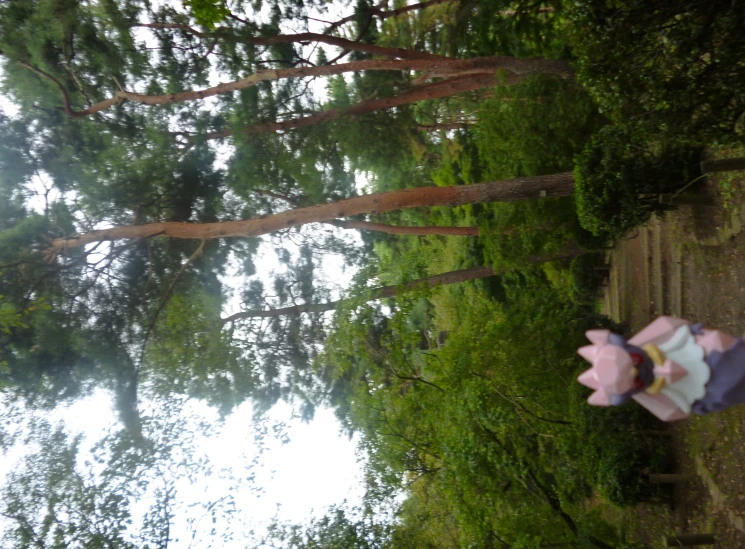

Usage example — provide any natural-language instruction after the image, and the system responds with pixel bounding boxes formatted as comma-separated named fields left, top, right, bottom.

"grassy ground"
left=599, top=147, right=745, bottom=547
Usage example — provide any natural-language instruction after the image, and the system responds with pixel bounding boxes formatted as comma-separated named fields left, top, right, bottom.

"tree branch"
left=50, top=173, right=576, bottom=251
left=13, top=59, right=125, bottom=117
left=222, top=252, right=580, bottom=323
left=203, top=72, right=504, bottom=140
left=30, top=56, right=570, bottom=118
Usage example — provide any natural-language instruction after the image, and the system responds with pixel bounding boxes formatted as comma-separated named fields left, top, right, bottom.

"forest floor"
left=599, top=146, right=745, bottom=547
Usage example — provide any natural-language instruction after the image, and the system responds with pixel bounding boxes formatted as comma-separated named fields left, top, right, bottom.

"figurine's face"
left=593, top=344, right=637, bottom=395
left=577, top=330, right=654, bottom=406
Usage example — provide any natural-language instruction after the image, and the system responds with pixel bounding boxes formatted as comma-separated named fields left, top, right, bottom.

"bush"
left=564, top=382, right=670, bottom=507
left=574, top=126, right=700, bottom=238
left=567, top=0, right=745, bottom=145
left=569, top=253, right=606, bottom=303
left=476, top=76, right=605, bottom=180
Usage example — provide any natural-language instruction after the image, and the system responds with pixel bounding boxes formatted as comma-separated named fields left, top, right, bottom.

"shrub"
left=476, top=76, right=605, bottom=180
left=567, top=0, right=745, bottom=145
left=565, top=382, right=670, bottom=507
left=569, top=253, right=606, bottom=303
left=574, top=126, right=700, bottom=238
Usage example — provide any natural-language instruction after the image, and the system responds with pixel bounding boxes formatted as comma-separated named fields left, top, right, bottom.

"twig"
left=137, top=240, right=206, bottom=368
left=672, top=173, right=709, bottom=198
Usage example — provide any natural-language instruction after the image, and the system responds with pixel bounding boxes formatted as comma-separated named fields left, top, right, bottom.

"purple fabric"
left=693, top=338, right=745, bottom=415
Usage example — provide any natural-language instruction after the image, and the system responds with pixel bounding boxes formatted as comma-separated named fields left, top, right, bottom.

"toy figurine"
left=577, top=316, right=745, bottom=421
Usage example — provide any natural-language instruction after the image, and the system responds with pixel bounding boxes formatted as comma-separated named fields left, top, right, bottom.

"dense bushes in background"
left=564, top=381, right=669, bottom=507
left=567, top=0, right=745, bottom=145
left=574, top=126, right=701, bottom=237
left=476, top=76, right=605, bottom=180
left=569, top=253, right=606, bottom=303
left=322, top=266, right=668, bottom=545
left=565, top=0, right=744, bottom=237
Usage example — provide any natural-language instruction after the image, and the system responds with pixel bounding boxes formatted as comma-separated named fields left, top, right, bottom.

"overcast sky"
left=0, top=1, right=370, bottom=542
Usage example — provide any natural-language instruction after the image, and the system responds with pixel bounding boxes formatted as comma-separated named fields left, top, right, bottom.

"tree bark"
left=49, top=172, right=575, bottom=251
left=416, top=122, right=472, bottom=132
left=203, top=73, right=506, bottom=140
left=222, top=253, right=578, bottom=323
left=700, top=157, right=745, bottom=174
left=23, top=56, right=572, bottom=118
left=251, top=188, right=479, bottom=235
left=326, top=219, right=479, bottom=235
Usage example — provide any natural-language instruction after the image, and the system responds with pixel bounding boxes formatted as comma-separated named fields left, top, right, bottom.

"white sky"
left=0, top=391, right=364, bottom=547
left=0, top=0, right=376, bottom=543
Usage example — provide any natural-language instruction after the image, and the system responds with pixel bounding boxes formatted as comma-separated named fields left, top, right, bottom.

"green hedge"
left=574, top=126, right=700, bottom=238
left=569, top=253, right=606, bottom=303
left=568, top=0, right=745, bottom=145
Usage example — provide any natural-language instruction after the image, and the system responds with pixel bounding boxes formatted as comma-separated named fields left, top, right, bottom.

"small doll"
left=577, top=316, right=745, bottom=421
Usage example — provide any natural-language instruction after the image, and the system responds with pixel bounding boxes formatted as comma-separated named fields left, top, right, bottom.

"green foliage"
left=146, top=291, right=258, bottom=415
left=0, top=396, right=250, bottom=548
left=0, top=0, right=717, bottom=545
left=320, top=262, right=658, bottom=545
left=256, top=504, right=391, bottom=549
left=476, top=76, right=605, bottom=180
left=0, top=296, right=51, bottom=373
left=569, top=253, right=606, bottom=303
left=406, top=0, right=566, bottom=59
left=0, top=0, right=145, bottom=108
left=479, top=197, right=589, bottom=268
left=0, top=300, right=24, bottom=335
left=1, top=422, right=137, bottom=549
left=568, top=0, right=745, bottom=145
left=183, top=0, right=230, bottom=28
left=574, top=126, right=701, bottom=237
left=563, top=381, right=669, bottom=507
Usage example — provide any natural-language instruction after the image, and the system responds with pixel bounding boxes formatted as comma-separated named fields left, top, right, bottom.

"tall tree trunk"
left=223, top=266, right=496, bottom=322
left=22, top=56, right=573, bottom=118
left=326, top=220, right=479, bottom=235
left=252, top=188, right=479, bottom=235
left=203, top=73, right=504, bottom=140
left=49, top=172, right=575, bottom=251
left=222, top=253, right=578, bottom=323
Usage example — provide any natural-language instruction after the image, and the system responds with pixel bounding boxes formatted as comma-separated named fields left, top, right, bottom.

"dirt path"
left=600, top=152, right=745, bottom=547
